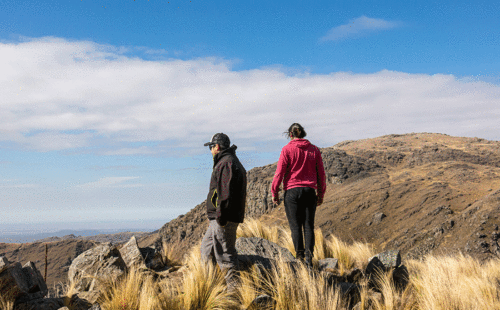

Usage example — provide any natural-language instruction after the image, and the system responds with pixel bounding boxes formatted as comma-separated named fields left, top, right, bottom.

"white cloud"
left=320, top=16, right=401, bottom=42
left=1, top=37, right=500, bottom=156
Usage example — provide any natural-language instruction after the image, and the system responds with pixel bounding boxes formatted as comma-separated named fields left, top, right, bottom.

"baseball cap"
left=204, top=133, right=230, bottom=149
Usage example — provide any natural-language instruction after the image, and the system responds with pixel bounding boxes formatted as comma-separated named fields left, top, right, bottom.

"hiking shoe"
left=296, top=250, right=305, bottom=262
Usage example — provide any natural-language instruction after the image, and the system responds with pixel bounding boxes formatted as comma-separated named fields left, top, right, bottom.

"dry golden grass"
left=4, top=220, right=500, bottom=310
left=178, top=247, right=239, bottom=310
left=237, top=218, right=283, bottom=245
left=162, top=238, right=184, bottom=267
left=408, top=254, right=500, bottom=310
left=0, top=295, right=14, bottom=310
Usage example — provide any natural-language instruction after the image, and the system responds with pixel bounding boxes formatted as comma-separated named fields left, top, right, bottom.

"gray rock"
left=88, top=303, right=102, bottom=310
left=365, top=256, right=385, bottom=280
left=246, top=294, right=275, bottom=310
left=335, top=282, right=360, bottom=306
left=0, top=256, right=9, bottom=272
left=373, top=213, right=386, bottom=224
left=393, top=265, right=409, bottom=290
left=0, top=262, right=29, bottom=303
left=119, top=236, right=146, bottom=269
left=344, top=268, right=363, bottom=283
left=18, top=261, right=48, bottom=302
left=318, top=258, right=338, bottom=272
left=493, top=232, right=500, bottom=241
left=14, top=297, right=64, bottom=310
left=236, top=237, right=296, bottom=270
left=139, top=246, right=165, bottom=270
left=369, top=250, right=401, bottom=269
left=68, top=243, right=127, bottom=293
left=0, top=260, right=48, bottom=304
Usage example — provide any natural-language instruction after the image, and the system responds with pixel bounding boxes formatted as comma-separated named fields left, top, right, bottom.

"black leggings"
left=284, top=187, right=317, bottom=258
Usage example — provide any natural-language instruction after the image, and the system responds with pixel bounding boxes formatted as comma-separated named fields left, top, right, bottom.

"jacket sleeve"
left=215, top=161, right=233, bottom=226
left=271, top=148, right=288, bottom=198
left=316, top=147, right=327, bottom=200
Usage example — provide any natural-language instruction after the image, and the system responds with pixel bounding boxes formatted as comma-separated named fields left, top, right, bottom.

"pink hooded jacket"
left=271, top=138, right=326, bottom=200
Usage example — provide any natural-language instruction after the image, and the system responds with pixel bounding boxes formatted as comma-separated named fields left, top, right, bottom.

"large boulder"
left=13, top=297, right=64, bottom=310
left=118, top=236, right=146, bottom=269
left=0, top=257, right=48, bottom=304
left=119, top=236, right=165, bottom=271
left=235, top=237, right=297, bottom=270
left=68, top=243, right=127, bottom=294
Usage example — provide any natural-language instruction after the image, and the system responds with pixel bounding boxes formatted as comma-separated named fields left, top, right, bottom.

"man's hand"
left=272, top=196, right=280, bottom=206
left=317, top=197, right=323, bottom=206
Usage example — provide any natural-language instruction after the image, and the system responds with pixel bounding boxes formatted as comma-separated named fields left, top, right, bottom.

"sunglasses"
left=209, top=144, right=216, bottom=150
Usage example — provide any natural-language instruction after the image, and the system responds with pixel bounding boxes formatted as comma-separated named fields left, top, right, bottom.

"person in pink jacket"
left=271, top=123, right=326, bottom=267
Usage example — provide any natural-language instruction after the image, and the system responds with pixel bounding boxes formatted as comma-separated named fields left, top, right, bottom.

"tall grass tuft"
left=314, top=230, right=375, bottom=274
left=178, top=247, right=239, bottom=310
left=237, top=218, right=283, bottom=244
left=99, top=268, right=146, bottom=310
left=260, top=257, right=346, bottom=310
left=409, top=254, right=500, bottom=310
left=162, top=238, right=183, bottom=267
left=0, top=295, right=14, bottom=310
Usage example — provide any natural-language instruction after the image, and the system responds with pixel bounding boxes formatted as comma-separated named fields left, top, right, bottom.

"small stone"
left=318, top=258, right=338, bottom=272
left=246, top=294, right=275, bottom=310
left=369, top=250, right=401, bottom=269
left=492, top=232, right=500, bottom=241
left=480, top=241, right=489, bottom=248
left=477, top=233, right=487, bottom=238
left=344, top=268, right=363, bottom=283
left=0, top=256, right=9, bottom=272
left=366, top=221, right=372, bottom=226
left=365, top=256, right=385, bottom=278
left=373, top=212, right=387, bottom=224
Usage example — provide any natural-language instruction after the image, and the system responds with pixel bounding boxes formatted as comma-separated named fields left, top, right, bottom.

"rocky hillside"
left=140, top=132, right=500, bottom=262
left=4, top=132, right=500, bottom=291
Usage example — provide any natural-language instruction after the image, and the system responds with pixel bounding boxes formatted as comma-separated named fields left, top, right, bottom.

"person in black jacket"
left=200, top=133, right=247, bottom=290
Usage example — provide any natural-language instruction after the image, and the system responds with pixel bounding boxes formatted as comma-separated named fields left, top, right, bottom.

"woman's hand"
left=272, top=196, right=280, bottom=205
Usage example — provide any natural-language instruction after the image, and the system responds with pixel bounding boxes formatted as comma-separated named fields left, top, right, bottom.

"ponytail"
left=283, top=123, right=307, bottom=139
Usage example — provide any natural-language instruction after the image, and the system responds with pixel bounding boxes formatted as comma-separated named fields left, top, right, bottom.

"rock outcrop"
left=0, top=257, right=47, bottom=305
left=235, top=237, right=297, bottom=270
left=68, top=243, right=127, bottom=294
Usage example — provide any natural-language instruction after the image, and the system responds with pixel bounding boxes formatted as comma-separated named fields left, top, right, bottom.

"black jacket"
left=206, top=145, right=247, bottom=225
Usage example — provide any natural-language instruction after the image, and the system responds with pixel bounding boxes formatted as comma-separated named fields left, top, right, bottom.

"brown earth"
left=3, top=132, right=500, bottom=291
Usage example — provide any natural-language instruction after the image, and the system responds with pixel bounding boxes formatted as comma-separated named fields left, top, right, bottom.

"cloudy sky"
left=1, top=0, right=499, bottom=231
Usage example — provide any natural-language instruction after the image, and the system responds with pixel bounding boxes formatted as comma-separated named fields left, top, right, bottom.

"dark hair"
left=284, top=123, right=307, bottom=139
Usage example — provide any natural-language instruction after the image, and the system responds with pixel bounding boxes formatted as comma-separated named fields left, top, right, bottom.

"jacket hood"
left=289, top=138, right=311, bottom=149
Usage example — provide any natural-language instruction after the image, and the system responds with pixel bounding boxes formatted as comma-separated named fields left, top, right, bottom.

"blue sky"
left=1, top=0, right=499, bottom=231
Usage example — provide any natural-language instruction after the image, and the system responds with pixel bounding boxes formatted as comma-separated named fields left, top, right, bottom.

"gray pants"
left=200, top=220, right=240, bottom=287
